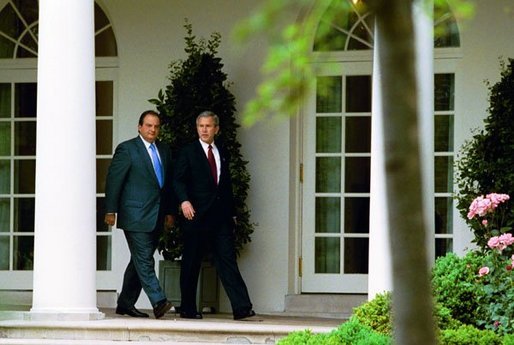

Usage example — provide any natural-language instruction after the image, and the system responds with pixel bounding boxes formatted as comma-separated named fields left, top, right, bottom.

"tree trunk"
left=368, top=0, right=436, bottom=344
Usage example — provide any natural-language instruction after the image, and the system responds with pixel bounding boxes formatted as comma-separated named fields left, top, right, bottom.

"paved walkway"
left=0, top=308, right=344, bottom=344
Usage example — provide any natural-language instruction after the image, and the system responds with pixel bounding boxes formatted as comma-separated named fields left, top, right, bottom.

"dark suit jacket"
left=105, top=136, right=176, bottom=232
left=173, top=140, right=235, bottom=222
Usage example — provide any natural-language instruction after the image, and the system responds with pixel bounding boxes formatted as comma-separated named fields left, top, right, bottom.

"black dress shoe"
left=233, top=309, right=256, bottom=320
left=180, top=311, right=203, bottom=319
left=153, top=300, right=172, bottom=319
left=115, top=306, right=149, bottom=318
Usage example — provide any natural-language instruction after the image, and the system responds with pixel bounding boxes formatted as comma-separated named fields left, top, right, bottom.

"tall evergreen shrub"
left=150, top=20, right=254, bottom=260
left=455, top=59, right=514, bottom=249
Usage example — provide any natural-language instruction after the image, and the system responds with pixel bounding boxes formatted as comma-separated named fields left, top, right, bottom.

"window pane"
left=435, top=238, right=453, bottom=258
left=96, top=158, right=111, bottom=194
left=94, top=3, right=109, bottom=30
left=316, top=157, right=341, bottom=193
left=96, top=120, right=113, bottom=155
left=435, top=197, right=453, bottom=235
left=95, top=27, right=118, bottom=57
left=0, top=4, right=21, bottom=38
left=316, top=117, right=341, bottom=153
left=16, top=0, right=38, bottom=25
left=0, top=198, right=9, bottom=232
left=14, top=121, right=36, bottom=155
left=344, top=197, right=369, bottom=234
left=315, top=197, right=340, bottom=234
left=315, top=237, right=340, bottom=273
left=346, top=76, right=371, bottom=112
left=0, top=235, right=8, bottom=270
left=0, top=83, right=11, bottom=117
left=14, top=198, right=34, bottom=232
left=316, top=76, right=342, bottom=113
left=0, top=36, right=15, bottom=58
left=14, top=159, right=35, bottom=194
left=14, top=83, right=37, bottom=117
left=97, top=235, right=112, bottom=270
left=19, top=31, right=37, bottom=56
left=13, top=235, right=33, bottom=270
left=434, top=115, right=454, bottom=152
left=96, top=81, right=114, bottom=116
left=345, top=116, right=371, bottom=153
left=345, top=157, right=370, bottom=193
left=0, top=160, right=10, bottom=193
left=0, top=122, right=10, bottom=155
left=435, top=156, right=453, bottom=193
left=344, top=238, right=368, bottom=273
left=434, top=74, right=454, bottom=111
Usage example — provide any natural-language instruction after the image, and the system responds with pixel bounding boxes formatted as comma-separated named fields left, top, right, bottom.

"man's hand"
left=104, top=213, right=116, bottom=226
left=181, top=201, right=195, bottom=220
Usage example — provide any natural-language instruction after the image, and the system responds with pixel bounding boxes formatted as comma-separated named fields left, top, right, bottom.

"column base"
left=28, top=309, right=105, bottom=321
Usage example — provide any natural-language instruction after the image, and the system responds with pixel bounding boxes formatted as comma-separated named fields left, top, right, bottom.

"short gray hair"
left=196, top=110, right=219, bottom=126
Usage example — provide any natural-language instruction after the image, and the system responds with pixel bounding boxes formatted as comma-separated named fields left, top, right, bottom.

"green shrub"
left=454, top=58, right=514, bottom=249
left=352, top=291, right=392, bottom=335
left=277, top=318, right=391, bottom=345
left=502, top=334, right=514, bottom=345
left=431, top=251, right=485, bottom=325
left=438, top=324, right=501, bottom=345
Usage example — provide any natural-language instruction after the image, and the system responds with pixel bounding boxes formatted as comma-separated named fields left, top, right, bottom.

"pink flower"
left=482, top=219, right=489, bottom=226
left=499, top=233, right=514, bottom=247
left=467, top=193, right=510, bottom=219
left=488, top=236, right=501, bottom=249
left=478, top=266, right=490, bottom=277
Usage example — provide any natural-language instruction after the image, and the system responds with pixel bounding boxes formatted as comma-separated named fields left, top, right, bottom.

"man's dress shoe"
left=180, top=311, right=203, bottom=319
left=115, top=306, right=149, bottom=318
left=233, top=309, right=256, bottom=320
left=153, top=300, right=172, bottom=319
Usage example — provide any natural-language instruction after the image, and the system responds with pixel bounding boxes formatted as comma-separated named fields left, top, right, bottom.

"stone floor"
left=0, top=308, right=345, bottom=345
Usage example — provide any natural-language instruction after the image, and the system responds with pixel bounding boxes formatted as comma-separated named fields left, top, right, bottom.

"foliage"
left=475, top=232, right=514, bottom=335
left=438, top=324, right=501, bottom=345
left=455, top=59, right=514, bottom=249
left=149, top=19, right=255, bottom=260
left=277, top=317, right=391, bottom=345
left=352, top=292, right=392, bottom=335
left=431, top=251, right=485, bottom=325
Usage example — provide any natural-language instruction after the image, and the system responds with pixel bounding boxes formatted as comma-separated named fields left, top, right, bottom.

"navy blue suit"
left=173, top=140, right=252, bottom=315
left=105, top=136, right=176, bottom=308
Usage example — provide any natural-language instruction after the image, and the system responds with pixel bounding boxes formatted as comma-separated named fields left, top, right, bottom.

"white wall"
left=452, top=0, right=514, bottom=254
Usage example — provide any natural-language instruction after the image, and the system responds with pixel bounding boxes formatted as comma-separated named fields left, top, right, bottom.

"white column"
left=368, top=1, right=434, bottom=299
left=31, top=0, right=103, bottom=320
left=414, top=0, right=435, bottom=264
left=368, top=23, right=392, bottom=299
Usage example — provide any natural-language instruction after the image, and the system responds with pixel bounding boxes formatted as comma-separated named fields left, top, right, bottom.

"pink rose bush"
left=472, top=193, right=514, bottom=334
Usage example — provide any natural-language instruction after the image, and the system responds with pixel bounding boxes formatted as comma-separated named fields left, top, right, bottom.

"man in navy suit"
left=173, top=110, right=255, bottom=320
left=105, top=110, right=175, bottom=319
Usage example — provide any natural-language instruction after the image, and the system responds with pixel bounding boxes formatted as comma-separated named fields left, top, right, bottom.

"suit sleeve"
left=172, top=147, right=190, bottom=204
left=162, top=145, right=178, bottom=216
left=105, top=143, right=131, bottom=213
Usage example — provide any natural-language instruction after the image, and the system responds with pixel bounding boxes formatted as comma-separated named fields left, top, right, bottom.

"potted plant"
left=150, top=19, right=255, bottom=312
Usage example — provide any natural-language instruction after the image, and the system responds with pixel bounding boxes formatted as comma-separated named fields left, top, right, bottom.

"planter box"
left=158, top=260, right=219, bottom=313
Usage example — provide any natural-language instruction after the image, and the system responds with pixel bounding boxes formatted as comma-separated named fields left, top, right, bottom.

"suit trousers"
left=180, top=215, right=252, bottom=314
left=118, top=229, right=166, bottom=308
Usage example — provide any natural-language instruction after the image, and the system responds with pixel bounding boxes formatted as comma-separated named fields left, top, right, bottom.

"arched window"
left=312, top=0, right=460, bottom=51
left=0, top=0, right=117, bottom=57
left=0, top=0, right=117, bottom=280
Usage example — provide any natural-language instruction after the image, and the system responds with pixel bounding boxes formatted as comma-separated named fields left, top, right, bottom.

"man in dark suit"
left=173, top=110, right=255, bottom=320
left=104, top=110, right=175, bottom=319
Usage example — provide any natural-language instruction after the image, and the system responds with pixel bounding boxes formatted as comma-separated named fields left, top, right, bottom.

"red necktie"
left=208, top=145, right=218, bottom=184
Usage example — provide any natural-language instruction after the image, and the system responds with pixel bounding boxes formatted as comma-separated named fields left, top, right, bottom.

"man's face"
left=197, top=116, right=219, bottom=144
left=138, top=114, right=160, bottom=143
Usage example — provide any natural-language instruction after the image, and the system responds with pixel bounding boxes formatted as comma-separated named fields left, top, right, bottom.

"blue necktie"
left=149, top=143, right=163, bottom=188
